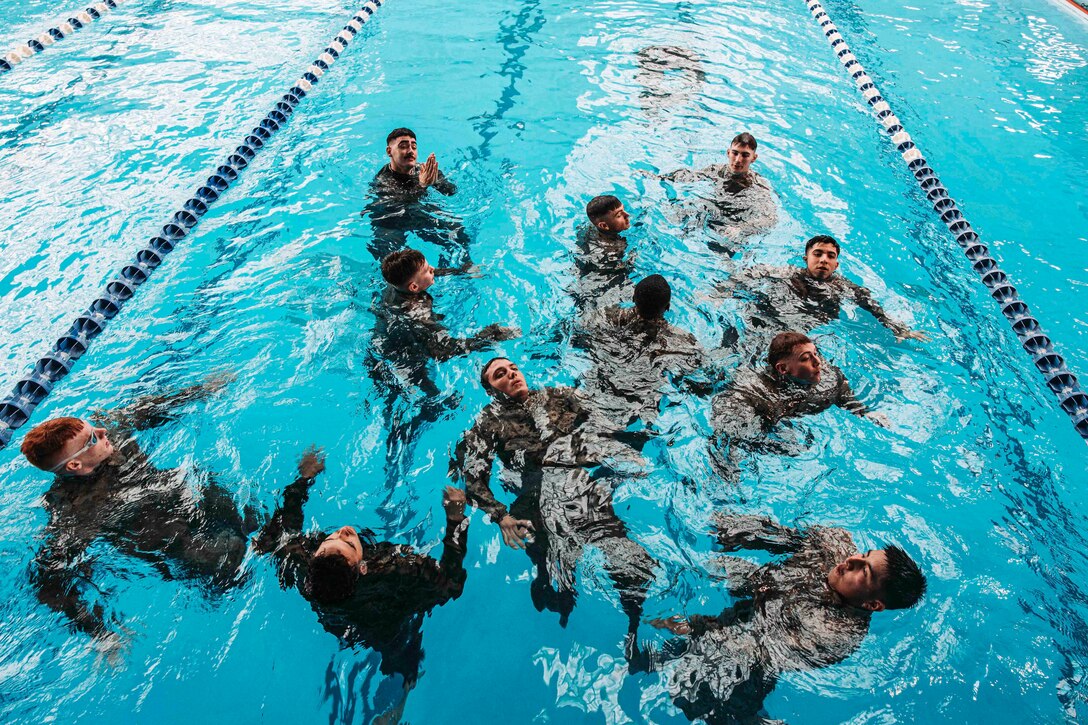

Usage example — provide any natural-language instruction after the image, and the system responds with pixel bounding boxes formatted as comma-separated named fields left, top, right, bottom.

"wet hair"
left=20, top=417, right=84, bottom=470
left=879, top=545, right=927, bottom=610
left=480, top=357, right=508, bottom=394
left=381, top=249, right=426, bottom=289
left=586, top=195, right=623, bottom=224
left=305, top=551, right=360, bottom=605
left=730, top=132, right=758, bottom=150
left=633, top=274, right=671, bottom=319
left=767, top=331, right=814, bottom=368
left=386, top=127, right=416, bottom=146
left=805, top=234, right=841, bottom=255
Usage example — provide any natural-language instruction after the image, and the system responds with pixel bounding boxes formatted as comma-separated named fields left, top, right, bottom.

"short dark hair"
left=879, top=545, right=927, bottom=610
left=767, top=331, right=814, bottom=367
left=730, top=132, right=758, bottom=150
left=805, top=235, right=841, bottom=255
left=633, top=275, right=671, bottom=319
left=386, top=127, right=416, bottom=146
left=381, top=249, right=426, bottom=289
left=586, top=195, right=622, bottom=223
left=305, top=551, right=359, bottom=604
left=480, top=357, right=508, bottom=393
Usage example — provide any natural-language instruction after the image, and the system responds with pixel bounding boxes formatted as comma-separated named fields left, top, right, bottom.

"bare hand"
left=93, top=627, right=133, bottom=670
left=498, top=515, right=534, bottom=549
left=418, top=153, right=439, bottom=187
left=635, top=168, right=660, bottom=179
left=203, top=370, right=237, bottom=394
left=478, top=323, right=521, bottom=341
left=896, top=329, right=930, bottom=343
left=298, top=446, right=326, bottom=478
left=443, top=486, right=466, bottom=517
left=867, top=412, right=891, bottom=429
left=648, top=615, right=691, bottom=635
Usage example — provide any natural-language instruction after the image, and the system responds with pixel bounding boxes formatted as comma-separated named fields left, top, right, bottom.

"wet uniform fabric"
left=32, top=389, right=256, bottom=637
left=711, top=363, right=867, bottom=441
left=451, top=387, right=656, bottom=631
left=662, top=167, right=778, bottom=254
left=633, top=515, right=871, bottom=724
left=573, top=225, right=637, bottom=317
left=575, top=306, right=710, bottom=428
left=362, top=164, right=470, bottom=267
left=253, top=475, right=469, bottom=685
left=722, top=264, right=912, bottom=339
left=368, top=284, right=507, bottom=481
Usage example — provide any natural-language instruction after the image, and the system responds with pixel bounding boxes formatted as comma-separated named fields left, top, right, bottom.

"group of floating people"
left=17, top=123, right=929, bottom=723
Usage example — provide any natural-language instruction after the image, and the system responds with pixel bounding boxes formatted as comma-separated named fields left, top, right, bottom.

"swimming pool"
left=1, top=0, right=1087, bottom=721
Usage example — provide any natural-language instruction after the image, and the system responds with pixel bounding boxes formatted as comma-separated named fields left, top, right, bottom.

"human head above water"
left=633, top=274, right=671, bottom=319
left=21, top=416, right=115, bottom=476
left=767, top=331, right=821, bottom=384
left=727, top=132, right=759, bottom=175
left=827, top=544, right=927, bottom=612
left=804, top=235, right=841, bottom=280
left=480, top=357, right=529, bottom=401
left=306, top=525, right=372, bottom=604
left=586, top=195, right=631, bottom=234
left=381, top=249, right=435, bottom=293
left=385, top=127, right=418, bottom=174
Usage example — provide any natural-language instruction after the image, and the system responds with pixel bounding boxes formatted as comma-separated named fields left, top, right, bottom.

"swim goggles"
left=49, top=426, right=98, bottom=473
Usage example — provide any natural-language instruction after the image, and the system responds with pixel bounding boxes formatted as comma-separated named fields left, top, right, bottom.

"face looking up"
left=805, top=242, right=841, bottom=280
left=775, top=342, right=822, bottom=384
left=407, top=260, right=436, bottom=293
left=387, top=135, right=418, bottom=173
left=827, top=549, right=890, bottom=611
left=315, top=526, right=366, bottom=572
left=727, top=142, right=758, bottom=175
left=595, top=203, right=631, bottom=234
left=485, top=359, right=530, bottom=402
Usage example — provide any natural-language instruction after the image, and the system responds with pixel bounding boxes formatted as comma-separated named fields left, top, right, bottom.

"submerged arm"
left=252, top=450, right=325, bottom=558
left=450, top=415, right=508, bottom=524
left=847, top=279, right=913, bottom=338
left=712, top=512, right=805, bottom=554
left=102, top=373, right=233, bottom=432
left=659, top=163, right=724, bottom=183
left=32, top=526, right=107, bottom=637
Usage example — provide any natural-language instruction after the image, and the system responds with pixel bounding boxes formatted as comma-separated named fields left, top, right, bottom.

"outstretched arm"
left=712, top=512, right=805, bottom=554
left=100, top=372, right=234, bottom=432
left=847, top=279, right=927, bottom=341
left=252, top=448, right=325, bottom=557
left=435, top=487, right=470, bottom=596
left=658, top=163, right=726, bottom=183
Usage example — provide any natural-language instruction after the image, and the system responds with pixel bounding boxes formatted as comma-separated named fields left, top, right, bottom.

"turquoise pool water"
left=1, top=0, right=1087, bottom=722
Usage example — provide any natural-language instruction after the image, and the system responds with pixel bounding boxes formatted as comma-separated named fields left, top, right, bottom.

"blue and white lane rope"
left=1, top=1, right=124, bottom=74
left=0, top=0, right=388, bottom=449
left=802, top=0, right=1088, bottom=443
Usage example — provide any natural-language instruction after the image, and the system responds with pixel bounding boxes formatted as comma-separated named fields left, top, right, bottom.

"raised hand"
left=442, top=486, right=467, bottom=517
left=647, top=615, right=691, bottom=635
left=298, top=445, right=326, bottom=479
left=896, top=329, right=930, bottom=343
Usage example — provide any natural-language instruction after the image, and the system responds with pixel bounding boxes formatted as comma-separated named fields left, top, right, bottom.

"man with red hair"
left=19, top=375, right=260, bottom=651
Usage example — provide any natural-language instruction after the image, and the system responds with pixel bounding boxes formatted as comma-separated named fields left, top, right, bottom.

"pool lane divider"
left=801, top=0, right=1088, bottom=443
left=1, top=1, right=124, bottom=74
left=0, top=0, right=388, bottom=450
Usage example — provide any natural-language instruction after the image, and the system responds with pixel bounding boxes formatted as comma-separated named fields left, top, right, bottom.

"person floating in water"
left=632, top=511, right=926, bottom=724
left=370, top=248, right=519, bottom=486
left=711, top=332, right=888, bottom=471
left=253, top=449, right=468, bottom=690
left=647, top=132, right=778, bottom=253
left=450, top=357, right=656, bottom=634
left=718, top=234, right=928, bottom=343
left=574, top=195, right=636, bottom=317
left=362, top=127, right=473, bottom=269
left=576, top=274, right=712, bottom=429
left=20, top=375, right=251, bottom=652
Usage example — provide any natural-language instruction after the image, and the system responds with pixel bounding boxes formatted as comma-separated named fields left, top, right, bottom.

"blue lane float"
left=1, top=1, right=124, bottom=74
left=0, top=0, right=389, bottom=449
left=801, top=0, right=1088, bottom=443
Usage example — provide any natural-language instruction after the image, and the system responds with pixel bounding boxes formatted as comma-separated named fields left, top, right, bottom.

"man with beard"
left=718, top=235, right=928, bottom=343
left=631, top=511, right=926, bottom=724
left=647, top=132, right=778, bottom=253
left=20, top=375, right=249, bottom=649
left=450, top=357, right=656, bottom=634
left=362, top=127, right=473, bottom=269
